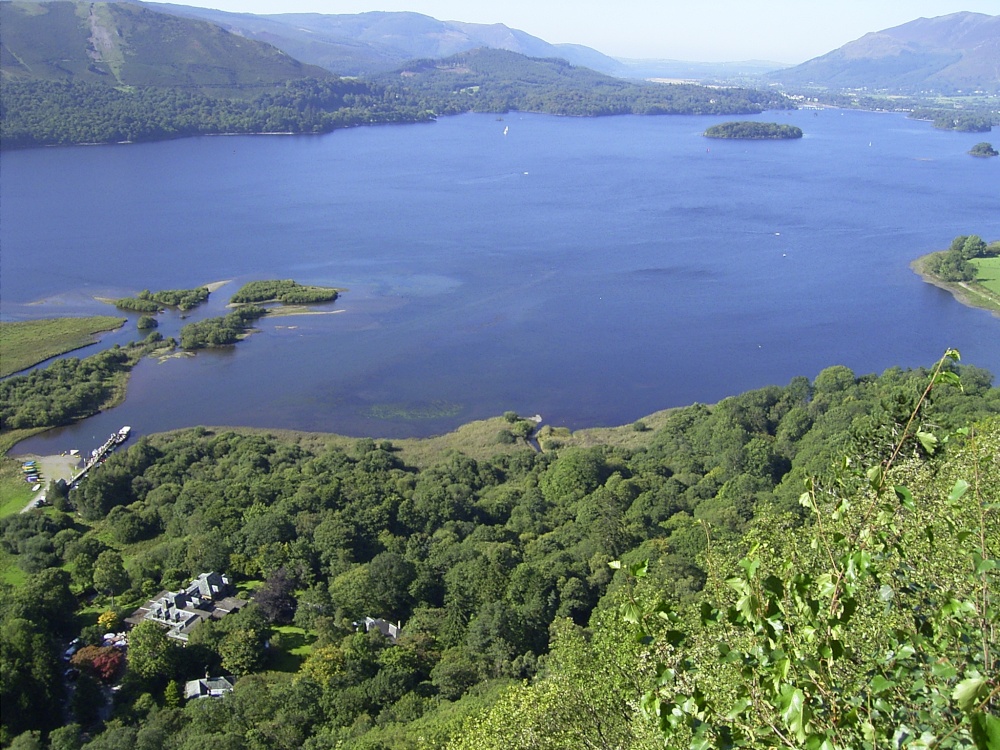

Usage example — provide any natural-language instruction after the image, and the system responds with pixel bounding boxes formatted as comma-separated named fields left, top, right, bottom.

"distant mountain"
left=770, top=12, right=1000, bottom=93
left=0, top=1, right=331, bottom=92
left=140, top=4, right=628, bottom=77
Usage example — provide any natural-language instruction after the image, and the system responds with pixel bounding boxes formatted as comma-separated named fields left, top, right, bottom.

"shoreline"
left=911, top=252, right=1000, bottom=318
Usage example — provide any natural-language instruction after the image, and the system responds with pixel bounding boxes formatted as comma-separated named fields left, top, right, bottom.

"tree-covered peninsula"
left=1, top=350, right=998, bottom=747
left=704, top=121, right=804, bottom=139
left=913, top=234, right=1000, bottom=316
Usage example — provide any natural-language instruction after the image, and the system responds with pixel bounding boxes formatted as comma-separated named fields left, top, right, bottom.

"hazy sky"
left=166, top=1, right=998, bottom=63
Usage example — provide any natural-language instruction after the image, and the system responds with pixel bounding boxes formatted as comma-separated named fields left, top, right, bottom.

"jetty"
left=69, top=426, right=131, bottom=485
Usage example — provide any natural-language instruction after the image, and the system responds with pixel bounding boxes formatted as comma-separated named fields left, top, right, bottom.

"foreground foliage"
left=1, top=355, right=998, bottom=747
left=623, top=352, right=999, bottom=749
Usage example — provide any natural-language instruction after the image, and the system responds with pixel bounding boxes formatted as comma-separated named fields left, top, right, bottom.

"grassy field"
left=0, top=315, right=126, bottom=377
left=0, top=450, right=46, bottom=517
left=974, top=256, right=1000, bottom=296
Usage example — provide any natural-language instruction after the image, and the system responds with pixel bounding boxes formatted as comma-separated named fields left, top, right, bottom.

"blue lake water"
left=2, top=109, right=999, bottom=452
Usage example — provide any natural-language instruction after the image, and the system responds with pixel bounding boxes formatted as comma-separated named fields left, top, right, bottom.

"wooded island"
left=704, top=121, right=803, bottom=139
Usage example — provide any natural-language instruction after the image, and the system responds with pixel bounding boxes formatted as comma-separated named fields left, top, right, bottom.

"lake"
left=2, top=109, right=999, bottom=453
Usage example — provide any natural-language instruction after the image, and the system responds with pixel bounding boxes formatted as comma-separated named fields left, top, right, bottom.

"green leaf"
left=725, top=698, right=751, bottom=720
left=700, top=602, right=720, bottom=625
left=870, top=675, right=895, bottom=695
left=944, top=348, right=961, bottom=361
left=953, top=676, right=986, bottom=712
left=866, top=464, right=884, bottom=491
left=973, top=554, right=998, bottom=575
left=971, top=711, right=1000, bottom=750
left=894, top=485, right=915, bottom=510
left=916, top=431, right=938, bottom=454
left=931, top=661, right=958, bottom=680
left=664, top=629, right=686, bottom=647
left=621, top=601, right=642, bottom=626
left=778, top=685, right=808, bottom=743
left=933, top=370, right=961, bottom=388
left=607, top=560, right=622, bottom=570
left=740, top=555, right=761, bottom=580
left=949, top=479, right=971, bottom=503
left=629, top=560, right=649, bottom=578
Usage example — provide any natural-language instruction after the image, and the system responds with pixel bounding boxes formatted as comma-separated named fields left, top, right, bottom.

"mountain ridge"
left=770, top=11, right=1000, bottom=93
left=0, top=0, right=332, bottom=92
left=139, top=3, right=629, bottom=77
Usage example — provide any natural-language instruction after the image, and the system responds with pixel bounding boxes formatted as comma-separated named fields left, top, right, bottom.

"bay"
left=2, top=109, right=998, bottom=452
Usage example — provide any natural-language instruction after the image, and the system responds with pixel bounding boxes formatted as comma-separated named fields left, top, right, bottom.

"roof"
left=184, top=676, right=235, bottom=699
left=125, top=572, right=246, bottom=641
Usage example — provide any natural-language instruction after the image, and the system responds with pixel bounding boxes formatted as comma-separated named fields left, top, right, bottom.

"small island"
left=230, top=279, right=340, bottom=305
left=704, top=121, right=803, bottom=140
left=912, top=234, right=1000, bottom=316
left=113, top=286, right=211, bottom=313
left=969, top=142, right=998, bottom=158
left=180, top=280, right=343, bottom=350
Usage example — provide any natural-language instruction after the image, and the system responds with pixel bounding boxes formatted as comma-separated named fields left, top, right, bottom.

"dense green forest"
left=0, top=78, right=433, bottom=149
left=2, top=353, right=998, bottom=748
left=0, top=342, right=158, bottom=432
left=703, top=121, right=803, bottom=139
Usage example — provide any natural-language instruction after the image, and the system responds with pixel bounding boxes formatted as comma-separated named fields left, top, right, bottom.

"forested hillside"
left=0, top=77, right=433, bottom=148
left=0, top=1, right=330, bottom=90
left=376, top=48, right=792, bottom=117
left=1, top=2, right=793, bottom=149
left=2, top=355, right=997, bottom=747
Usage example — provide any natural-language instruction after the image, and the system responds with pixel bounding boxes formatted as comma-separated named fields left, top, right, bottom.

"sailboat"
left=503, top=126, right=509, bottom=136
